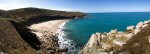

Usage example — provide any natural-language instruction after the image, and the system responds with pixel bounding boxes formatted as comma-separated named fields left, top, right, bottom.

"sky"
left=0, top=0, right=150, bottom=12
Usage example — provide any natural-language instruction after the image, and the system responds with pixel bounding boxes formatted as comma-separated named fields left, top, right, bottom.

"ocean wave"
left=57, top=20, right=80, bottom=54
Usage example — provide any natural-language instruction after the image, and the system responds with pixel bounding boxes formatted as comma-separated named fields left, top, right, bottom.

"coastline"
left=28, top=19, right=69, bottom=53
left=29, top=19, right=69, bottom=35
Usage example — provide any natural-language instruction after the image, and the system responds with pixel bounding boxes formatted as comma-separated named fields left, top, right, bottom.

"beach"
left=28, top=19, right=69, bottom=53
left=29, top=19, right=69, bottom=35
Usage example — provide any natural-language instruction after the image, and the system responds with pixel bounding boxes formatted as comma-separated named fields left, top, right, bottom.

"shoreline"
left=29, top=19, right=69, bottom=35
left=28, top=19, right=70, bottom=53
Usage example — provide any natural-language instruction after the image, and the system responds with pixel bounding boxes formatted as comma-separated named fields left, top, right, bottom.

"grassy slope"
left=0, top=18, right=37, bottom=54
left=120, top=23, right=150, bottom=54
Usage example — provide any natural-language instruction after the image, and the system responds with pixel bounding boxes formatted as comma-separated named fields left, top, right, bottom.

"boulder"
left=143, top=20, right=150, bottom=24
left=142, top=24, right=148, bottom=28
left=113, top=39, right=126, bottom=46
left=102, top=43, right=112, bottom=50
left=85, top=34, right=99, bottom=47
left=136, top=22, right=143, bottom=29
left=110, top=29, right=118, bottom=34
left=134, top=29, right=140, bottom=34
left=127, top=26, right=135, bottom=30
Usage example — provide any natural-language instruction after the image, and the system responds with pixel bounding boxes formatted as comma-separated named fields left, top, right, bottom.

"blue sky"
left=0, top=0, right=150, bottom=12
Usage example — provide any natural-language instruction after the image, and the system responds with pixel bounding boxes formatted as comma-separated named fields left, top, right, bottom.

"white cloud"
left=0, top=0, right=32, bottom=10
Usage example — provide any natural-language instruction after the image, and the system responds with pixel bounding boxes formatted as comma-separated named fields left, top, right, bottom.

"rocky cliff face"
left=0, top=7, right=86, bottom=54
left=79, top=20, right=150, bottom=54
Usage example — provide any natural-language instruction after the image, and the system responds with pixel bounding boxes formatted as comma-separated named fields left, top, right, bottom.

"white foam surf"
left=57, top=20, right=79, bottom=54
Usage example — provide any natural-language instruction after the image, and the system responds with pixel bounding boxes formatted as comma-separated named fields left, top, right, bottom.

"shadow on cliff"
left=9, top=20, right=41, bottom=50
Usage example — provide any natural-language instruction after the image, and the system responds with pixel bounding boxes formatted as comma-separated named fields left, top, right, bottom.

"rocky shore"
left=79, top=20, right=150, bottom=54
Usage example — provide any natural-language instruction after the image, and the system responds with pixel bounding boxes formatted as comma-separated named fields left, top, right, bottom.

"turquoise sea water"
left=62, top=12, right=150, bottom=52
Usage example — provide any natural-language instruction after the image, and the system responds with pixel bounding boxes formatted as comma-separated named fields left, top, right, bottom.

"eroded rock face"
left=79, top=20, right=150, bottom=54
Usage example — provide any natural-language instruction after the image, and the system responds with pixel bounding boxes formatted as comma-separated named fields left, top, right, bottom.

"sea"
left=58, top=12, right=150, bottom=54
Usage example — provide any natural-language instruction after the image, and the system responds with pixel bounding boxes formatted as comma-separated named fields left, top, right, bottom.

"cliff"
left=0, top=7, right=86, bottom=54
left=79, top=20, right=150, bottom=54
left=0, top=18, right=37, bottom=54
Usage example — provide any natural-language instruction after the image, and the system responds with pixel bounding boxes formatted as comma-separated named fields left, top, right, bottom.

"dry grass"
left=119, top=23, right=150, bottom=54
left=0, top=18, right=37, bottom=54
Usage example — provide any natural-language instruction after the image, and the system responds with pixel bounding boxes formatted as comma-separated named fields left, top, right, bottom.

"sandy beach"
left=29, top=19, right=69, bottom=35
left=28, top=19, right=69, bottom=52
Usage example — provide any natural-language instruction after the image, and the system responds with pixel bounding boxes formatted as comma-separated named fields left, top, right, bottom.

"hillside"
left=0, top=7, right=86, bottom=54
left=5, top=7, right=86, bottom=25
left=0, top=18, right=37, bottom=54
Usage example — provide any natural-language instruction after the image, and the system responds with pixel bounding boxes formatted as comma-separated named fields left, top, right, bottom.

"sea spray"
left=57, top=20, right=80, bottom=54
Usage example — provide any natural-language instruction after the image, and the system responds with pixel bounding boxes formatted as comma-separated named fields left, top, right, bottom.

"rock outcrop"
left=79, top=20, right=150, bottom=54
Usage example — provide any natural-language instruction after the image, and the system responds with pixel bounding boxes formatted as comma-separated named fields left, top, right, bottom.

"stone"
left=125, top=33, right=134, bottom=38
left=143, top=20, right=150, bottom=24
left=142, top=24, right=148, bottom=28
left=136, top=22, right=143, bottom=29
left=127, top=26, right=135, bottom=30
left=134, top=29, right=140, bottom=34
left=113, top=39, right=126, bottom=46
left=110, top=29, right=118, bottom=34
left=85, top=34, right=99, bottom=47
left=101, top=34, right=108, bottom=39
left=95, top=32, right=101, bottom=36
left=102, top=43, right=111, bottom=50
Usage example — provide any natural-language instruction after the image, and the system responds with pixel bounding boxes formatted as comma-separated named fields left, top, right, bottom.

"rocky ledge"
left=79, top=20, right=150, bottom=54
